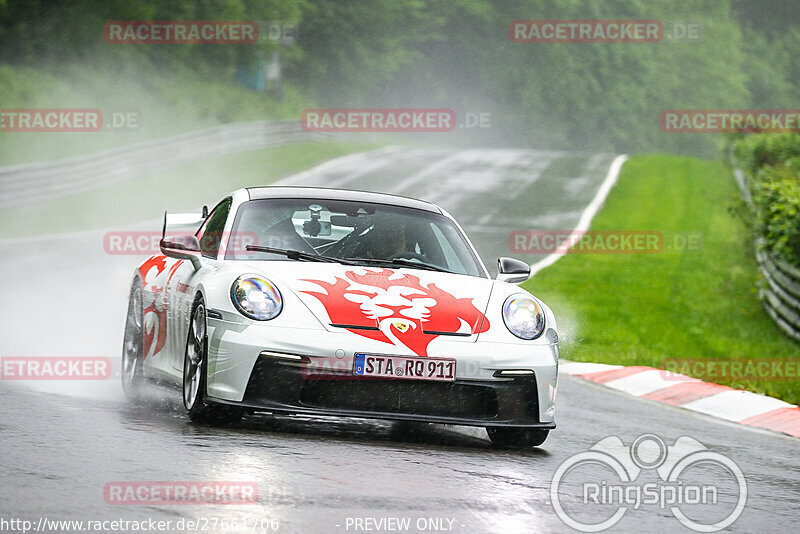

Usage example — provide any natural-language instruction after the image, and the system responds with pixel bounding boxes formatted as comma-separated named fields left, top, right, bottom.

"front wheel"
left=183, top=298, right=243, bottom=426
left=121, top=279, right=145, bottom=399
left=486, top=427, right=549, bottom=448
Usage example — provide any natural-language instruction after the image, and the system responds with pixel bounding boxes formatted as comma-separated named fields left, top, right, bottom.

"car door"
left=168, top=197, right=233, bottom=371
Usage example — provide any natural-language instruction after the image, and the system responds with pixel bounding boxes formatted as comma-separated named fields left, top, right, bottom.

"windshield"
left=225, top=198, right=486, bottom=278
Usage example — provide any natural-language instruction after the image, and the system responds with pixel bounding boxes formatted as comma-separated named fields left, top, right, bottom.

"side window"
left=197, top=197, right=233, bottom=258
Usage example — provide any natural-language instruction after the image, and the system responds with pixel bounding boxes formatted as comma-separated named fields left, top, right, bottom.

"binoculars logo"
left=550, top=434, right=747, bottom=532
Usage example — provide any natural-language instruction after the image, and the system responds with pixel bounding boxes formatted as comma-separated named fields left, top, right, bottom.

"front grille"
left=299, top=379, right=498, bottom=419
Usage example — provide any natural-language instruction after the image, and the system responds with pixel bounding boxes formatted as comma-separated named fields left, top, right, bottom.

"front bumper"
left=205, top=318, right=558, bottom=427
left=206, top=354, right=555, bottom=429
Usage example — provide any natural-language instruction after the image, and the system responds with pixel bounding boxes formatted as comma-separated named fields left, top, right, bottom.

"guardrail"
left=733, top=159, right=800, bottom=341
left=757, top=244, right=800, bottom=342
left=0, top=120, right=352, bottom=209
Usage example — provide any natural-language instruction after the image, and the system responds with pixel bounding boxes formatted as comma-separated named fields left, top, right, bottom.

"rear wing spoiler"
left=159, top=209, right=207, bottom=269
left=161, top=210, right=207, bottom=240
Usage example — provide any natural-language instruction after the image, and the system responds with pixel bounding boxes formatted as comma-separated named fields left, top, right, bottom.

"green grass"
left=0, top=141, right=383, bottom=238
left=525, top=154, right=800, bottom=405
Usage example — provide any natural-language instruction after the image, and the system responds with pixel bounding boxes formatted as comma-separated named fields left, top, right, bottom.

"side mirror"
left=496, top=257, right=531, bottom=284
left=160, top=235, right=202, bottom=270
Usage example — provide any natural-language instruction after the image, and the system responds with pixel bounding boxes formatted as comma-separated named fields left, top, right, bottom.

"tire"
left=183, top=296, right=243, bottom=426
left=486, top=427, right=549, bottom=448
left=121, top=279, right=145, bottom=399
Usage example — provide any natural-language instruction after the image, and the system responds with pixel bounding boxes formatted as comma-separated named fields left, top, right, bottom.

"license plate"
left=353, top=354, right=456, bottom=382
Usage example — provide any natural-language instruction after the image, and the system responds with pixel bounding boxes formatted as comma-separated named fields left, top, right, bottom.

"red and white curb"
left=560, top=360, right=800, bottom=439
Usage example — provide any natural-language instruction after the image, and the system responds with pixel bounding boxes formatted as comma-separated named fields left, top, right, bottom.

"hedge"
left=733, top=134, right=800, bottom=266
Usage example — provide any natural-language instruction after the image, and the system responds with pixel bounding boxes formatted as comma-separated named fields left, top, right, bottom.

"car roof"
left=244, top=186, right=442, bottom=214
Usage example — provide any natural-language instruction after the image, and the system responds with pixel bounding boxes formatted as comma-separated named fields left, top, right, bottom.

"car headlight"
left=230, top=275, right=282, bottom=321
left=502, top=294, right=545, bottom=340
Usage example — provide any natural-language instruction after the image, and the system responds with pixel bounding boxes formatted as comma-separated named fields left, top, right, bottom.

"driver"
left=370, top=222, right=407, bottom=259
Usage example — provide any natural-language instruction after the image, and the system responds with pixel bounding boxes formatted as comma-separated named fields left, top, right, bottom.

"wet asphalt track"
left=1, top=147, right=798, bottom=533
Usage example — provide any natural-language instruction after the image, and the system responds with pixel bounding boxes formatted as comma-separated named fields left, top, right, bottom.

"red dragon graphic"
left=139, top=255, right=183, bottom=359
left=301, top=268, right=489, bottom=356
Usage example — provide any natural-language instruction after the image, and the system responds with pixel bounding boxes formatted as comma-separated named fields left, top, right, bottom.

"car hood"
left=236, top=261, right=494, bottom=354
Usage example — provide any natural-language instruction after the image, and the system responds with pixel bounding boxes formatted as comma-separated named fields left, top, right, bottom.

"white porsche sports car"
left=122, top=187, right=559, bottom=447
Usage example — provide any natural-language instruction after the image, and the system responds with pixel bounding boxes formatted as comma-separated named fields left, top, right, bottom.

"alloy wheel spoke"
left=185, top=306, right=206, bottom=409
left=132, top=289, right=142, bottom=328
left=186, top=360, right=198, bottom=382
left=193, top=309, right=206, bottom=345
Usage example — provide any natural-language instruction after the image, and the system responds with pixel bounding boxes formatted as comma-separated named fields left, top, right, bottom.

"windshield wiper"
left=245, top=246, right=451, bottom=272
left=246, top=245, right=358, bottom=264
left=346, top=257, right=453, bottom=273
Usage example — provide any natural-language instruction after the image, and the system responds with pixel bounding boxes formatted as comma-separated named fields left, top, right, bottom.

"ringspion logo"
left=551, top=434, right=747, bottom=532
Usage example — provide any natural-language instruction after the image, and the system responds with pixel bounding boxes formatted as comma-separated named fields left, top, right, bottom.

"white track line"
left=529, top=154, right=628, bottom=276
